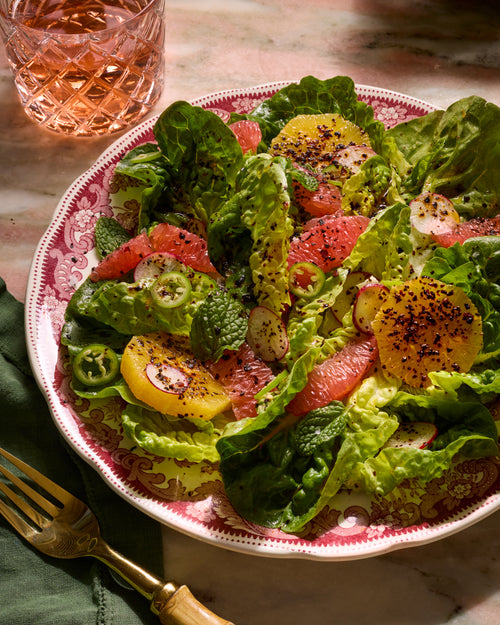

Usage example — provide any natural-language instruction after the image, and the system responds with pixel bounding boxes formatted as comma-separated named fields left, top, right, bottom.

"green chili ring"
left=151, top=271, right=192, bottom=308
left=289, top=262, right=325, bottom=299
left=73, top=344, right=119, bottom=387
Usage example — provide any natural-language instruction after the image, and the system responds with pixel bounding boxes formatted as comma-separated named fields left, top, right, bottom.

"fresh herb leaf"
left=294, top=403, right=347, bottom=455
left=94, top=217, right=131, bottom=259
left=189, top=290, right=248, bottom=362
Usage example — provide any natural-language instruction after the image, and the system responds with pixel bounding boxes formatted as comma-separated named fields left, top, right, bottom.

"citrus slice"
left=149, top=223, right=217, bottom=274
left=372, top=277, right=483, bottom=387
left=207, top=343, right=274, bottom=420
left=90, top=232, right=153, bottom=282
left=229, top=120, right=262, bottom=153
left=287, top=214, right=370, bottom=273
left=121, top=332, right=231, bottom=420
left=286, top=335, right=378, bottom=417
left=292, top=176, right=343, bottom=217
left=432, top=214, right=500, bottom=247
left=270, top=114, right=371, bottom=171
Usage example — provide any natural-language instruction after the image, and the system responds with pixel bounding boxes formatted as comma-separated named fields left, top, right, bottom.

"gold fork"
left=0, top=446, right=234, bottom=625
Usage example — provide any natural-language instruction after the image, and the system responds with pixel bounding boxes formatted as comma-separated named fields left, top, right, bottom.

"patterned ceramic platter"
left=26, top=82, right=500, bottom=560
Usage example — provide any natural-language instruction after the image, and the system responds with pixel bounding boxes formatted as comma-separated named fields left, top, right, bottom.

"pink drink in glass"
left=1, top=0, right=165, bottom=136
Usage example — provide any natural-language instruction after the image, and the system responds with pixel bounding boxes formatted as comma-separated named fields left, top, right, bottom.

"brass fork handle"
left=153, top=584, right=235, bottom=625
left=93, top=540, right=235, bottom=625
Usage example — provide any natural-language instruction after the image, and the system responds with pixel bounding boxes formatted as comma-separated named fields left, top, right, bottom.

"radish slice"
left=353, top=283, right=389, bottom=334
left=409, top=192, right=460, bottom=236
left=246, top=306, right=289, bottom=362
left=331, top=271, right=371, bottom=324
left=145, top=362, right=190, bottom=394
left=334, top=145, right=377, bottom=174
left=385, top=421, right=438, bottom=449
left=134, top=252, right=184, bottom=282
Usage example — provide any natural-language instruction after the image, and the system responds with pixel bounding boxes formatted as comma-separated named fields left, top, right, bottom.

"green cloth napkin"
left=0, top=277, right=163, bottom=625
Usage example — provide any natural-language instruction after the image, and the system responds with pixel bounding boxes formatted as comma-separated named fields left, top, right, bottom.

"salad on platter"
left=61, top=75, right=500, bottom=535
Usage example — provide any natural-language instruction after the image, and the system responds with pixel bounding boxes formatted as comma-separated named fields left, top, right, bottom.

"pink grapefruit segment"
left=229, top=120, right=262, bottom=154
left=149, top=223, right=218, bottom=273
left=293, top=178, right=343, bottom=217
left=286, top=335, right=378, bottom=417
left=207, top=343, right=274, bottom=420
left=287, top=215, right=370, bottom=273
left=432, top=215, right=500, bottom=247
left=90, top=232, right=153, bottom=282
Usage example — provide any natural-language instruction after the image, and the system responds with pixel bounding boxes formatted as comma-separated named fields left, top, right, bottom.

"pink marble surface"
left=1, top=1, right=500, bottom=623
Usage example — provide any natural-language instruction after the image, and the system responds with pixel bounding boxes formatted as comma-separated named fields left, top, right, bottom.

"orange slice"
left=372, top=277, right=483, bottom=387
left=121, top=332, right=231, bottom=419
left=270, top=114, right=370, bottom=171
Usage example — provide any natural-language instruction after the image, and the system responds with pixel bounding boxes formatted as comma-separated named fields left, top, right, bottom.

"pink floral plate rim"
left=25, top=82, right=500, bottom=561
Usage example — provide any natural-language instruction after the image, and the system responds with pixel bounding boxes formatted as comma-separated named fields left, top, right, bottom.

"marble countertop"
left=1, top=1, right=500, bottom=623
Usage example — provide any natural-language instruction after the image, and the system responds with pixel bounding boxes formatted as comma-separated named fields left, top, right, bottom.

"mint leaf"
left=94, top=217, right=131, bottom=259
left=294, top=403, right=346, bottom=456
left=189, top=290, right=248, bottom=362
left=290, top=166, right=319, bottom=192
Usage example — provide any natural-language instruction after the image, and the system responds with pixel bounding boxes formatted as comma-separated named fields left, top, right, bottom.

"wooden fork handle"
left=152, top=584, right=235, bottom=625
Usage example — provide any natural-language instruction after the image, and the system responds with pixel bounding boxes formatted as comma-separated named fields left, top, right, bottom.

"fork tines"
left=0, top=447, right=65, bottom=534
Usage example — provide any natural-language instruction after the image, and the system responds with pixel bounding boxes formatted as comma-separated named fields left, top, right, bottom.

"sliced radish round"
left=134, top=251, right=184, bottom=282
left=409, top=192, right=460, bottom=236
left=246, top=306, right=289, bottom=362
left=333, top=145, right=377, bottom=175
left=385, top=421, right=438, bottom=449
left=331, top=271, right=371, bottom=324
left=145, top=362, right=190, bottom=394
left=353, top=283, right=389, bottom=334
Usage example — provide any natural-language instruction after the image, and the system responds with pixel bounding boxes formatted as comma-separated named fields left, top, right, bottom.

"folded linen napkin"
left=0, top=277, right=163, bottom=625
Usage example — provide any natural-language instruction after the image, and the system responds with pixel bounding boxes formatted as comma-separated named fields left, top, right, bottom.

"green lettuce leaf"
left=238, top=154, right=294, bottom=314
left=152, top=101, right=244, bottom=224
left=341, top=155, right=393, bottom=217
left=80, top=271, right=215, bottom=337
left=344, top=202, right=413, bottom=281
left=61, top=276, right=131, bottom=354
left=348, top=393, right=498, bottom=495
left=386, top=96, right=500, bottom=217
left=114, top=143, right=170, bottom=230
left=285, top=268, right=357, bottom=364
left=423, top=236, right=500, bottom=359
left=206, top=192, right=253, bottom=276
left=121, top=404, right=230, bottom=463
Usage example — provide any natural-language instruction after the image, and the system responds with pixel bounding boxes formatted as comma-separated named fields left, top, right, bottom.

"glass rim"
left=1, top=0, right=164, bottom=39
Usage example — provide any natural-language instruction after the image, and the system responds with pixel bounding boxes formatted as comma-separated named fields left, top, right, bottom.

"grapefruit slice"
left=372, top=277, right=483, bottom=387
left=90, top=232, right=153, bottom=282
left=149, top=223, right=217, bottom=273
left=208, top=343, right=274, bottom=420
left=293, top=177, right=343, bottom=217
left=286, top=335, right=378, bottom=417
left=229, top=120, right=262, bottom=153
left=432, top=215, right=500, bottom=247
left=287, top=215, right=370, bottom=273
left=270, top=114, right=371, bottom=171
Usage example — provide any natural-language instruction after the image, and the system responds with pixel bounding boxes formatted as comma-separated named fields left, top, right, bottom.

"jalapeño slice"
left=73, top=344, right=119, bottom=387
left=289, top=261, right=325, bottom=298
left=151, top=271, right=192, bottom=308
